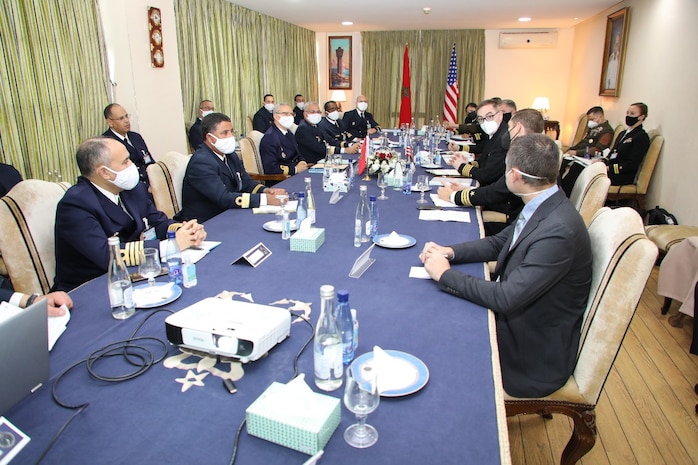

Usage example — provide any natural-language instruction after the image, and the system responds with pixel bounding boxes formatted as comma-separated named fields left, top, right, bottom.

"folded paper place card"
left=246, top=375, right=340, bottom=455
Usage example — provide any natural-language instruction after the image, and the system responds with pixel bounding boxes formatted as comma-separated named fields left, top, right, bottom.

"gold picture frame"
left=329, top=36, right=352, bottom=89
left=599, top=7, right=630, bottom=97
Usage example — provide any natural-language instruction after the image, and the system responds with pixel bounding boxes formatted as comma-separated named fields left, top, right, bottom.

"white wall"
left=98, top=0, right=188, bottom=158
left=566, top=0, right=698, bottom=224
left=484, top=28, right=575, bottom=138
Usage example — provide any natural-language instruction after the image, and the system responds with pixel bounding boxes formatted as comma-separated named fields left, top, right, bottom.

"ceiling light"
left=341, top=21, right=353, bottom=26
left=518, top=17, right=531, bottom=22
left=423, top=8, right=431, bottom=15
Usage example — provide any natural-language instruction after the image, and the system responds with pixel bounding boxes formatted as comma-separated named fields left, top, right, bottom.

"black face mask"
left=625, top=115, right=640, bottom=127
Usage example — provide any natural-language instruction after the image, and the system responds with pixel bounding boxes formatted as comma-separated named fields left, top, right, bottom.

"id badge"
left=609, top=151, right=618, bottom=160
left=142, top=227, right=157, bottom=240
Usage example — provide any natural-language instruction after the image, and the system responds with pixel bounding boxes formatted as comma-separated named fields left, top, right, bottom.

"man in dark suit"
left=292, top=94, right=305, bottom=126
left=54, top=138, right=205, bottom=291
left=259, top=104, right=309, bottom=176
left=342, top=95, right=381, bottom=140
left=0, top=163, right=22, bottom=196
left=296, top=102, right=360, bottom=164
left=252, top=94, right=275, bottom=133
left=188, top=99, right=215, bottom=151
left=178, top=113, right=287, bottom=222
left=102, top=103, right=155, bottom=189
left=318, top=100, right=355, bottom=152
left=421, top=134, right=592, bottom=398
left=0, top=288, right=72, bottom=316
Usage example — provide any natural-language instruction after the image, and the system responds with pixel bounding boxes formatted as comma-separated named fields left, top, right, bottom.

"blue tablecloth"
left=5, top=160, right=509, bottom=465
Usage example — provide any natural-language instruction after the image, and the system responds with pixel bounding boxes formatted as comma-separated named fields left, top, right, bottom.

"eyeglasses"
left=476, top=111, right=500, bottom=124
left=110, top=113, right=129, bottom=122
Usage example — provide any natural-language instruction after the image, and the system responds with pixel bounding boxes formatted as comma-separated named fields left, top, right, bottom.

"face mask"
left=327, top=111, right=340, bottom=121
left=209, top=134, right=237, bottom=154
left=201, top=110, right=214, bottom=119
left=625, top=115, right=639, bottom=127
left=481, top=120, right=499, bottom=136
left=357, top=102, right=368, bottom=112
left=264, top=103, right=275, bottom=112
left=587, top=120, right=599, bottom=129
left=296, top=102, right=305, bottom=110
left=505, top=168, right=548, bottom=197
left=307, top=113, right=322, bottom=125
left=104, top=164, right=140, bottom=190
left=278, top=115, right=295, bottom=129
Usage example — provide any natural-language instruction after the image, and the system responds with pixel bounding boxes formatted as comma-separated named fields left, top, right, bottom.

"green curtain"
left=0, top=0, right=108, bottom=182
left=361, top=30, right=485, bottom=129
left=174, top=0, right=318, bottom=136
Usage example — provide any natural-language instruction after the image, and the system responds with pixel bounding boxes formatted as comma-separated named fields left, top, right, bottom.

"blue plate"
left=352, top=350, right=429, bottom=397
left=372, top=234, right=417, bottom=249
left=133, top=282, right=182, bottom=308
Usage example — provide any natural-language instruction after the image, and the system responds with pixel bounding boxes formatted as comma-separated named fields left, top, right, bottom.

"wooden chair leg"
left=661, top=297, right=673, bottom=315
left=561, top=407, right=597, bottom=465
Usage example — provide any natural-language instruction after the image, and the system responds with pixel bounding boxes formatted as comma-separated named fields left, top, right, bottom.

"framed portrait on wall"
left=599, top=7, right=630, bottom=97
left=329, top=36, right=352, bottom=89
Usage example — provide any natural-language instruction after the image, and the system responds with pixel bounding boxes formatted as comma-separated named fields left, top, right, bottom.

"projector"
left=165, top=298, right=291, bottom=363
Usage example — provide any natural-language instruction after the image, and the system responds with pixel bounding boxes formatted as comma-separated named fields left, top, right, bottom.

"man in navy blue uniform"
left=318, top=100, right=355, bottom=152
left=296, top=102, right=360, bottom=164
left=342, top=95, right=381, bottom=140
left=178, top=113, right=287, bottom=222
left=259, top=104, right=309, bottom=177
left=102, top=103, right=155, bottom=189
left=252, top=94, right=276, bottom=133
left=54, top=138, right=205, bottom=291
left=188, top=99, right=215, bottom=151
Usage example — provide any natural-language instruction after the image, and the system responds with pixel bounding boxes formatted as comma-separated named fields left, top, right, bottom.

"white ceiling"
left=229, top=0, right=621, bottom=32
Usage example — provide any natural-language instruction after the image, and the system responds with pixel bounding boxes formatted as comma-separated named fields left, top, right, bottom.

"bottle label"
left=123, top=285, right=134, bottom=308
left=308, top=209, right=316, bottom=224
left=364, top=220, right=371, bottom=236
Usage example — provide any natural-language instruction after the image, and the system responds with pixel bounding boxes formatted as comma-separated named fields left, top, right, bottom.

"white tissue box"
left=290, top=227, right=325, bottom=253
left=246, top=382, right=341, bottom=455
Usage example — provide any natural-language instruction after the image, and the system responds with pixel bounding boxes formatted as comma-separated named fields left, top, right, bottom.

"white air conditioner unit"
left=499, top=31, right=558, bottom=49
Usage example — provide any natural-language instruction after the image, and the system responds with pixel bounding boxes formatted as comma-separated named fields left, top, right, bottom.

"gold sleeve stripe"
left=459, top=189, right=474, bottom=207
left=240, top=193, right=250, bottom=208
left=123, top=241, right=144, bottom=266
left=168, top=223, right=181, bottom=232
left=461, top=163, right=473, bottom=177
left=612, top=164, right=620, bottom=174
left=252, top=184, right=264, bottom=194
left=472, top=161, right=479, bottom=168
left=281, top=166, right=290, bottom=175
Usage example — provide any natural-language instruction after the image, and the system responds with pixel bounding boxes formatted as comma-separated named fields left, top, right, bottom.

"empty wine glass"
left=377, top=172, right=388, bottom=200
left=416, top=175, right=429, bottom=204
left=139, top=248, right=161, bottom=290
left=343, top=363, right=379, bottom=448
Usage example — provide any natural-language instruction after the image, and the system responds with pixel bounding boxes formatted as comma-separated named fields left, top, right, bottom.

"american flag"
left=443, top=44, right=459, bottom=124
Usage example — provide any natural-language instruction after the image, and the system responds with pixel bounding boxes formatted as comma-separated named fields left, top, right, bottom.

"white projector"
left=165, top=298, right=291, bottom=363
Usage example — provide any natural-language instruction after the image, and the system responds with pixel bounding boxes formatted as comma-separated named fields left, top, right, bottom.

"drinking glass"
left=343, top=363, right=379, bottom=448
left=377, top=172, right=388, bottom=200
left=275, top=195, right=291, bottom=240
left=416, top=175, right=429, bottom=204
left=139, top=248, right=161, bottom=289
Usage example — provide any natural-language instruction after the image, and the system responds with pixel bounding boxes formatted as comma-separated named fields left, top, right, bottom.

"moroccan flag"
left=443, top=44, right=459, bottom=124
left=398, top=45, right=412, bottom=126
left=357, top=136, right=369, bottom=175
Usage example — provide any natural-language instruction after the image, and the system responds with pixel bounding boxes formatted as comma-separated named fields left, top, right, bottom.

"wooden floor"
left=507, top=266, right=698, bottom=465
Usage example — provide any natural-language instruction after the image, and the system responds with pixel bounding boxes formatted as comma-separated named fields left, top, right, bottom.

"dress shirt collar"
left=519, top=184, right=558, bottom=225
left=109, top=128, right=128, bottom=141
left=90, top=181, right=120, bottom=205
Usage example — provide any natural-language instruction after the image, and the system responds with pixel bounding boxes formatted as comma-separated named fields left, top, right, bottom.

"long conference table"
left=6, top=143, right=511, bottom=464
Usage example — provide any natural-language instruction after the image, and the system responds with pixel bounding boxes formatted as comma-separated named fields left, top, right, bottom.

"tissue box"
left=290, top=227, right=325, bottom=253
left=246, top=382, right=341, bottom=455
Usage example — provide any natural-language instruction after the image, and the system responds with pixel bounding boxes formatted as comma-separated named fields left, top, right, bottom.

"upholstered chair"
left=505, top=207, right=657, bottom=465
left=146, top=151, right=190, bottom=219
left=569, top=162, right=611, bottom=226
left=563, top=113, right=589, bottom=152
left=245, top=131, right=287, bottom=184
left=0, top=180, right=70, bottom=294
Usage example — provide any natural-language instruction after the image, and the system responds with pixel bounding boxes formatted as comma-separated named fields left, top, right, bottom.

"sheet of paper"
left=426, top=168, right=462, bottom=177
left=409, top=266, right=431, bottom=279
left=419, top=210, right=471, bottom=223
left=252, top=200, right=298, bottom=214
left=430, top=177, right=473, bottom=187
left=0, top=417, right=31, bottom=465
left=48, top=307, right=71, bottom=351
left=160, top=241, right=221, bottom=264
left=430, top=194, right=454, bottom=207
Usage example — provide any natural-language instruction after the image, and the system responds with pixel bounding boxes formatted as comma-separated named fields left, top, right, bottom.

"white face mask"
left=296, top=102, right=305, bottom=110
left=264, top=103, right=275, bottom=112
left=278, top=115, right=295, bottom=129
left=201, top=110, right=214, bottom=118
left=306, top=113, right=322, bottom=125
left=104, top=164, right=140, bottom=190
left=481, top=120, right=499, bottom=136
left=587, top=120, right=599, bottom=129
left=357, top=102, right=368, bottom=112
left=209, top=134, right=237, bottom=154
left=327, top=111, right=340, bottom=121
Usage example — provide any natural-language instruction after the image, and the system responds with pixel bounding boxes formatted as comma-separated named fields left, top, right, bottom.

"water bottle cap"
left=360, top=185, right=367, bottom=191
left=369, top=195, right=377, bottom=201
left=320, top=284, right=335, bottom=298
left=337, top=290, right=349, bottom=301
left=304, top=177, right=311, bottom=182
left=167, top=230, right=176, bottom=239
left=297, top=192, right=305, bottom=198
left=107, top=236, right=119, bottom=246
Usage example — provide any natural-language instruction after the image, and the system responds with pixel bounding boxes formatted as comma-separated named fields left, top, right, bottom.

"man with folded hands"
left=54, top=137, right=207, bottom=292
left=420, top=134, right=592, bottom=398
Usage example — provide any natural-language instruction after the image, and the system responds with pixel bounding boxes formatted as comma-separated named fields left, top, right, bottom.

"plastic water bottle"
left=107, top=236, right=135, bottom=319
left=182, top=256, right=197, bottom=288
left=296, top=192, right=307, bottom=226
left=347, top=158, right=355, bottom=189
left=304, top=177, right=316, bottom=224
left=354, top=185, right=370, bottom=247
left=166, top=230, right=182, bottom=285
left=368, top=195, right=379, bottom=239
left=403, top=163, right=414, bottom=195
left=336, top=290, right=354, bottom=365
left=314, top=285, right=343, bottom=391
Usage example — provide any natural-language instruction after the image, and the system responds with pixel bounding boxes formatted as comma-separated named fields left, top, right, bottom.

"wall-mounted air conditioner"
left=499, top=31, right=558, bottom=49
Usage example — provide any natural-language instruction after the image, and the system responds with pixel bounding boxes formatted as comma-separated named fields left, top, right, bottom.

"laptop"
left=0, top=299, right=49, bottom=416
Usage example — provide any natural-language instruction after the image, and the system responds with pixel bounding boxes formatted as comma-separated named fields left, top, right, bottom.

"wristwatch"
left=25, top=293, right=40, bottom=307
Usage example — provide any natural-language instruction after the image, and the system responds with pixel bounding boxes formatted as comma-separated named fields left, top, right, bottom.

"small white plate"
left=133, top=282, right=182, bottom=308
left=352, top=350, right=429, bottom=397
left=373, top=234, right=416, bottom=249
left=262, top=220, right=299, bottom=233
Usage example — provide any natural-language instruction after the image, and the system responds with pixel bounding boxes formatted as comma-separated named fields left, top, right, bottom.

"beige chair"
left=505, top=207, right=657, bottom=465
left=569, top=162, right=611, bottom=226
left=0, top=180, right=70, bottom=294
left=245, top=130, right=288, bottom=184
left=563, top=113, right=589, bottom=152
left=606, top=130, right=664, bottom=210
left=146, top=151, right=190, bottom=219
left=245, top=115, right=254, bottom=135
left=610, top=123, right=625, bottom=146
